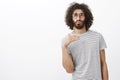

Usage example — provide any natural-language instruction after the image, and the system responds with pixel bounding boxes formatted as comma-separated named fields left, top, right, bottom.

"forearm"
left=62, top=46, right=74, bottom=73
left=101, top=62, right=109, bottom=80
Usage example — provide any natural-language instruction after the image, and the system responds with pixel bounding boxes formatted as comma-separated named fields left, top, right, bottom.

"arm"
left=61, top=35, right=79, bottom=73
left=100, top=49, right=109, bottom=80
left=62, top=46, right=74, bottom=73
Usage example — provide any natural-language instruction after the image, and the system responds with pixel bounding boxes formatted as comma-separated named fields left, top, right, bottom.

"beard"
left=74, top=20, right=85, bottom=29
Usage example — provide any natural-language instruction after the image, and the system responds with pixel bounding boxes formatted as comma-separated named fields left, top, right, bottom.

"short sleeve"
left=99, top=34, right=107, bottom=50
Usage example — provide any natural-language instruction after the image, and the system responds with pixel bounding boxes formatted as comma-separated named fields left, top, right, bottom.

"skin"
left=61, top=35, right=79, bottom=73
left=73, top=9, right=85, bottom=28
left=62, top=9, right=109, bottom=80
left=100, top=50, right=109, bottom=80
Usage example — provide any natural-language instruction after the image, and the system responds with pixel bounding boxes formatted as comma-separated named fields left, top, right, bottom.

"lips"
left=76, top=21, right=82, bottom=25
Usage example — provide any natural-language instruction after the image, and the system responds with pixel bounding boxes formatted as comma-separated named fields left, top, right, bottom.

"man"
left=61, top=2, right=109, bottom=80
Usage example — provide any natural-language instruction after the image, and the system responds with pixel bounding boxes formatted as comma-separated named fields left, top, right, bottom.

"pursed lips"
left=76, top=21, right=82, bottom=24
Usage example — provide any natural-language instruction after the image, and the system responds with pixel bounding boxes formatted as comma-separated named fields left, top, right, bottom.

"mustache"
left=75, top=20, right=83, bottom=23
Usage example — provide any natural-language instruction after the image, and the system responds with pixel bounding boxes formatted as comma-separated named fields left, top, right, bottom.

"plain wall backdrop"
left=0, top=0, right=120, bottom=80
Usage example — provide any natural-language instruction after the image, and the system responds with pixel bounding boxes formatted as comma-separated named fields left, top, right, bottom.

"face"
left=72, top=9, right=85, bottom=29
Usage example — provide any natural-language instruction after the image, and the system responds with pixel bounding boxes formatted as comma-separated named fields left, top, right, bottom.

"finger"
left=72, top=35, right=80, bottom=39
left=71, top=37, right=79, bottom=42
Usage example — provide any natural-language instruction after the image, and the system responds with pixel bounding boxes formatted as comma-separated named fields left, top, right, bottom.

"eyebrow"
left=73, top=12, right=84, bottom=14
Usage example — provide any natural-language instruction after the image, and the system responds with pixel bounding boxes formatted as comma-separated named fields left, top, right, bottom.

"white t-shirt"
left=62, top=30, right=107, bottom=80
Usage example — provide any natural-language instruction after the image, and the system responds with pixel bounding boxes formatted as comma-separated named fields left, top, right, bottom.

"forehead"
left=73, top=9, right=84, bottom=14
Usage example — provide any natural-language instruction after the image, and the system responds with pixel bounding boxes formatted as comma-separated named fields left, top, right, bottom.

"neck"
left=73, top=26, right=87, bottom=34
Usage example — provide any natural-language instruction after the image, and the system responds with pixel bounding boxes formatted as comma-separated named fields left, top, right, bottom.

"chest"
left=68, top=36, right=100, bottom=53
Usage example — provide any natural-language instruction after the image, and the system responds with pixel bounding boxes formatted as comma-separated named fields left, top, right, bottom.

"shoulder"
left=62, top=31, right=74, bottom=40
left=89, top=29, right=102, bottom=37
left=61, top=33, right=70, bottom=44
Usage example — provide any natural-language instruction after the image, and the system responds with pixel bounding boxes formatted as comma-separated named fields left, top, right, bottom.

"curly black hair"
left=65, top=2, right=93, bottom=31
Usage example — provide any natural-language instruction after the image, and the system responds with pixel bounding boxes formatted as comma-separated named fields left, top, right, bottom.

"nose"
left=76, top=16, right=80, bottom=20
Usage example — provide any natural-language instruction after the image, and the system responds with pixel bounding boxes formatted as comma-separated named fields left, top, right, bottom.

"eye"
left=73, top=13, right=78, bottom=17
left=80, top=13, right=84, bottom=16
